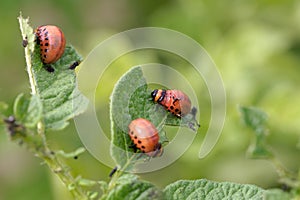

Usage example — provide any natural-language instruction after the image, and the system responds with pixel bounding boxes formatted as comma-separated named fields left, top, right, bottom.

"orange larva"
left=128, top=118, right=163, bottom=157
left=35, top=25, right=66, bottom=64
left=151, top=89, right=192, bottom=117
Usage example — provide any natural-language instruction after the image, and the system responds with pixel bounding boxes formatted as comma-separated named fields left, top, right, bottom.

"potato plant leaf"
left=164, top=179, right=265, bottom=200
left=13, top=93, right=42, bottom=128
left=238, top=106, right=273, bottom=158
left=110, top=66, right=168, bottom=169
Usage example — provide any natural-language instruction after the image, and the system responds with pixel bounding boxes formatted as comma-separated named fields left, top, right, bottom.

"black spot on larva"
left=141, top=145, right=145, bottom=149
left=43, top=27, right=46, bottom=31
left=142, top=150, right=145, bottom=153
left=134, top=136, right=137, bottom=139
left=173, top=98, right=179, bottom=104
left=44, top=49, right=48, bottom=52
left=43, top=55, right=47, bottom=58
left=175, top=109, right=179, bottom=112
left=45, top=37, right=49, bottom=41
left=138, top=140, right=142, bottom=144
left=130, top=131, right=134, bottom=135
left=170, top=106, right=174, bottom=110
left=45, top=43, right=49, bottom=46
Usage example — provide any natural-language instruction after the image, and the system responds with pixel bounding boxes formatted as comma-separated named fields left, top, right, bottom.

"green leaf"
left=238, top=106, right=273, bottom=159
left=104, top=174, right=164, bottom=200
left=33, top=45, right=88, bottom=130
left=263, top=189, right=292, bottom=200
left=13, top=93, right=42, bottom=128
left=18, top=14, right=88, bottom=131
left=238, top=106, right=268, bottom=135
left=110, top=66, right=167, bottom=169
left=76, top=176, right=100, bottom=187
left=164, top=179, right=265, bottom=200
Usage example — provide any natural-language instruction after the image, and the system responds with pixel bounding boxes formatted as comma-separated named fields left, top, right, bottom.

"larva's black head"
left=151, top=89, right=158, bottom=100
left=151, top=89, right=166, bottom=103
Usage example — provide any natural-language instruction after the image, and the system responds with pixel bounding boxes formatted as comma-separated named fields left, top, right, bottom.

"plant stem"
left=37, top=149, right=88, bottom=199
left=37, top=128, right=89, bottom=199
left=108, top=154, right=138, bottom=190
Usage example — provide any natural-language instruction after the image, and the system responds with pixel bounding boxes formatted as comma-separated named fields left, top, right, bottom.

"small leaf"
left=77, top=177, right=98, bottom=187
left=13, top=93, right=29, bottom=118
left=238, top=106, right=268, bottom=135
left=238, top=106, right=273, bottom=159
left=104, top=174, right=164, bottom=200
left=13, top=93, right=42, bottom=128
left=164, top=179, right=265, bottom=200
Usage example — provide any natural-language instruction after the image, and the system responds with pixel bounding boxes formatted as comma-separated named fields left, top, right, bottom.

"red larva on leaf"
left=35, top=25, right=66, bottom=64
left=151, top=89, right=192, bottom=117
left=128, top=118, right=163, bottom=157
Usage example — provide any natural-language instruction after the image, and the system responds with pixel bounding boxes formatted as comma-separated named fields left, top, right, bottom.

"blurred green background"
left=1, top=0, right=300, bottom=199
